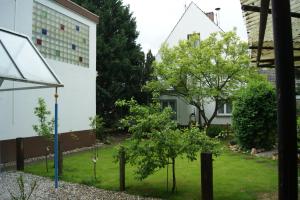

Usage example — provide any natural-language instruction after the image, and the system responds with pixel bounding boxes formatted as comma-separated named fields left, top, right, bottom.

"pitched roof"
left=164, top=1, right=223, bottom=44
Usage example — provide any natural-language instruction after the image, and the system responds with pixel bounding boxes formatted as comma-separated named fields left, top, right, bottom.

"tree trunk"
left=171, top=157, right=176, bottom=193
left=198, top=109, right=202, bottom=127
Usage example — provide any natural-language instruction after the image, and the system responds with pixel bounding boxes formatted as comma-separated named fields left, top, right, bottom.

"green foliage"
left=206, top=125, right=233, bottom=140
left=8, top=174, right=37, bottom=200
left=232, top=81, right=277, bottom=150
left=140, top=50, right=156, bottom=104
left=72, top=0, right=146, bottom=126
left=32, top=98, right=54, bottom=140
left=146, top=31, right=257, bottom=128
left=89, top=115, right=105, bottom=141
left=116, top=98, right=219, bottom=192
left=297, top=117, right=300, bottom=148
left=206, top=125, right=225, bottom=138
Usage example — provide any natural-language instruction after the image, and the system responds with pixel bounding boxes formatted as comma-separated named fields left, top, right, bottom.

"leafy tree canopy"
left=116, top=97, right=219, bottom=192
left=146, top=31, right=261, bottom=128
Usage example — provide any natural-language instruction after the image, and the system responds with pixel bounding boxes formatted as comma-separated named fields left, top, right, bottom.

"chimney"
left=205, top=12, right=215, bottom=23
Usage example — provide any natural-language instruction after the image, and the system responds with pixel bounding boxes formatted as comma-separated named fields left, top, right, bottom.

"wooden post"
left=201, top=152, right=213, bottom=200
left=58, top=139, right=63, bottom=176
left=16, top=137, right=24, bottom=171
left=0, top=141, right=2, bottom=172
left=271, top=0, right=298, bottom=199
left=119, top=148, right=125, bottom=191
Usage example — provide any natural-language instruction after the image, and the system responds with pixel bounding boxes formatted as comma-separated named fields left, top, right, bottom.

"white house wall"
left=0, top=0, right=96, bottom=140
left=164, top=3, right=222, bottom=48
left=160, top=95, right=196, bottom=125
left=158, top=2, right=231, bottom=126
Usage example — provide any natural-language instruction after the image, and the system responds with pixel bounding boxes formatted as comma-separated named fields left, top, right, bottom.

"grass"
left=25, top=141, right=278, bottom=200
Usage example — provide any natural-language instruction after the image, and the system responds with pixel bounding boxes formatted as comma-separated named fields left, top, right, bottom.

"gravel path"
left=0, top=171, right=161, bottom=200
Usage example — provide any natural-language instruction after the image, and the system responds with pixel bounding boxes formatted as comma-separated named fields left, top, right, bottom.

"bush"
left=232, top=81, right=276, bottom=150
left=206, top=124, right=232, bottom=139
left=206, top=125, right=224, bottom=138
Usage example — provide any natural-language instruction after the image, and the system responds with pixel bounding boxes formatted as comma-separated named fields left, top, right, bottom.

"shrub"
left=232, top=81, right=276, bottom=150
left=206, top=125, right=224, bottom=138
left=206, top=124, right=232, bottom=139
left=297, top=117, right=300, bottom=149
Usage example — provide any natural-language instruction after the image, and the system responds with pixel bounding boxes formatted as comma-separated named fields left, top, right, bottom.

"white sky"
left=122, top=0, right=248, bottom=54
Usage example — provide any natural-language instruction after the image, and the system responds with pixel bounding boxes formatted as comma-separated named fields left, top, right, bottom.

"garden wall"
left=0, top=130, right=95, bottom=164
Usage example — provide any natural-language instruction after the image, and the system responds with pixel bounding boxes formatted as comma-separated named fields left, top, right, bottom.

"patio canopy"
left=240, top=1, right=298, bottom=199
left=241, top=0, right=300, bottom=68
left=0, top=28, right=63, bottom=91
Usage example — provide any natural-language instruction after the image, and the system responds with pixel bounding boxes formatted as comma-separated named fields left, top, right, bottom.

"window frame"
left=217, top=100, right=232, bottom=116
left=161, top=99, right=177, bottom=120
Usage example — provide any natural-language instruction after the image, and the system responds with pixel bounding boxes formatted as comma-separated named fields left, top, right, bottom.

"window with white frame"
left=187, top=32, right=200, bottom=47
left=217, top=100, right=232, bottom=115
left=161, top=99, right=177, bottom=120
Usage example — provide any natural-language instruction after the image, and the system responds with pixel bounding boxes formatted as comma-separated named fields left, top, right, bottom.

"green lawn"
left=25, top=142, right=277, bottom=200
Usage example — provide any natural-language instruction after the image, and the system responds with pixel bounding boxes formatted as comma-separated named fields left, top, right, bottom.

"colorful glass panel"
left=32, top=1, right=89, bottom=67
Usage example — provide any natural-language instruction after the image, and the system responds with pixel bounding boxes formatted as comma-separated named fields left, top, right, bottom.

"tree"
left=232, top=81, right=277, bottom=150
left=116, top=97, right=219, bottom=192
left=72, top=0, right=145, bottom=125
left=140, top=50, right=156, bottom=104
left=142, top=50, right=155, bottom=85
left=32, top=98, right=54, bottom=172
left=146, top=31, right=256, bottom=128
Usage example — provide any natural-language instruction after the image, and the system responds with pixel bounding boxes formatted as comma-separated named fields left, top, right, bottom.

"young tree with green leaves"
left=146, top=31, right=257, bottom=128
left=116, top=97, right=219, bottom=192
left=32, top=98, right=54, bottom=172
left=72, top=0, right=145, bottom=125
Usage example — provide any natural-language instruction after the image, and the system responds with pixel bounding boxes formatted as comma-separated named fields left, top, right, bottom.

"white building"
left=0, top=0, right=98, bottom=163
left=158, top=2, right=232, bottom=126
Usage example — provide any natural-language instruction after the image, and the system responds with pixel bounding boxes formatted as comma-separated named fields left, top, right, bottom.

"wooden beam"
left=241, top=4, right=300, bottom=18
left=256, top=0, right=271, bottom=66
left=249, top=46, right=300, bottom=50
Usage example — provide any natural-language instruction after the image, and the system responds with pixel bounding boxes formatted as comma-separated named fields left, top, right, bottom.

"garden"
left=24, top=139, right=278, bottom=200
left=21, top=31, right=282, bottom=200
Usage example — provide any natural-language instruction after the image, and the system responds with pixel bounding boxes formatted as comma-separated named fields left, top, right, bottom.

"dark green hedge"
left=232, top=81, right=276, bottom=150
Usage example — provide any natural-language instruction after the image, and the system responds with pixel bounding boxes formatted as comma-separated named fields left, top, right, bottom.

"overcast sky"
left=122, top=0, right=248, bottom=54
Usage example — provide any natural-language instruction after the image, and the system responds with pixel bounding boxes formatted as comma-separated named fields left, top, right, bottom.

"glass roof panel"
left=0, top=41, right=22, bottom=79
left=0, top=30, right=59, bottom=84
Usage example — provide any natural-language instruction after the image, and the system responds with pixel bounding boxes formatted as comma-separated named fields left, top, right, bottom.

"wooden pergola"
left=240, top=0, right=298, bottom=199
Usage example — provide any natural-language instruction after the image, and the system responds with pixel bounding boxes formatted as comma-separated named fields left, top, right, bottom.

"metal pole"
left=271, top=0, right=298, bottom=199
left=54, top=88, right=59, bottom=189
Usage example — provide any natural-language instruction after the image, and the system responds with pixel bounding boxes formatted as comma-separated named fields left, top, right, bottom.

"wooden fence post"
left=201, top=152, right=213, bottom=200
left=119, top=148, right=125, bottom=191
left=58, top=139, right=63, bottom=176
left=16, top=138, right=24, bottom=171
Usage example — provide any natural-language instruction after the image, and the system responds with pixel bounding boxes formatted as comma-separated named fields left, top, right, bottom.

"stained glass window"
left=32, top=1, right=89, bottom=67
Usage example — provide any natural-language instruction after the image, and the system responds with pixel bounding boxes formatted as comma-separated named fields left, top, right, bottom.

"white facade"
left=158, top=2, right=231, bottom=126
left=0, top=0, right=97, bottom=140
